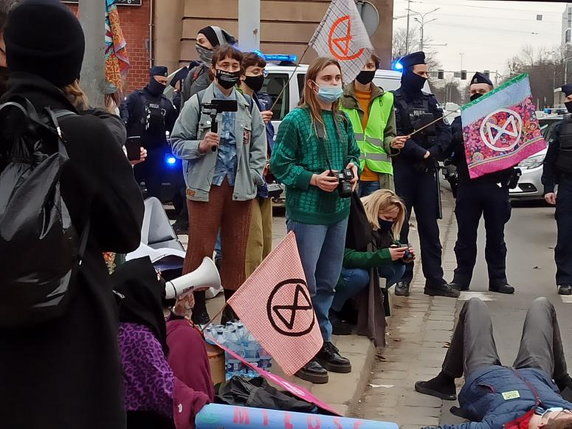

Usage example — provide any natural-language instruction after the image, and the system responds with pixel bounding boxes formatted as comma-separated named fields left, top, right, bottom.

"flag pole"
left=269, top=44, right=312, bottom=112
left=408, top=110, right=456, bottom=137
left=199, top=302, right=230, bottom=332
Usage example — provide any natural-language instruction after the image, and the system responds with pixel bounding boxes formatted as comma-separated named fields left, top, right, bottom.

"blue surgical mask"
left=316, top=85, right=343, bottom=103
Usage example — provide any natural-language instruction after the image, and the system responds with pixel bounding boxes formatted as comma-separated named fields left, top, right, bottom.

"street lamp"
left=410, top=7, right=439, bottom=51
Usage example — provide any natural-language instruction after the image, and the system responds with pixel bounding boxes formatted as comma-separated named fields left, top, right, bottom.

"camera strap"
left=314, top=119, right=335, bottom=173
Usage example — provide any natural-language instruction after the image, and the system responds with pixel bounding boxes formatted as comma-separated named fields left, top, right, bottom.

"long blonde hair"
left=361, top=189, right=406, bottom=237
left=61, top=79, right=89, bottom=112
left=300, top=57, right=343, bottom=125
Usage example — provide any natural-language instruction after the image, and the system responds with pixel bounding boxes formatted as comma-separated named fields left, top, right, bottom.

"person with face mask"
left=182, top=26, right=237, bottom=104
left=447, top=73, right=515, bottom=295
left=120, top=66, right=178, bottom=199
left=340, top=54, right=409, bottom=196
left=239, top=53, right=276, bottom=278
left=541, top=84, right=572, bottom=296
left=391, top=51, right=457, bottom=299
left=270, top=57, right=361, bottom=384
left=170, top=44, right=267, bottom=326
left=331, top=190, right=411, bottom=344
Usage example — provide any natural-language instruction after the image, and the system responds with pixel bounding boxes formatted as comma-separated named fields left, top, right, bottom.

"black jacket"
left=0, top=73, right=144, bottom=429
left=120, top=86, right=177, bottom=149
left=449, top=116, right=514, bottom=185
left=392, top=88, right=452, bottom=168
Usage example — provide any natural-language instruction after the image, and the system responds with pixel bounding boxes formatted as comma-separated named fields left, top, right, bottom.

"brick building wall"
left=66, top=2, right=151, bottom=94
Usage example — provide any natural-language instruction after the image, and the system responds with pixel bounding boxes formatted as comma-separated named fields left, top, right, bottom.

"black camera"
left=201, top=99, right=238, bottom=151
left=401, top=247, right=415, bottom=264
left=336, top=168, right=354, bottom=198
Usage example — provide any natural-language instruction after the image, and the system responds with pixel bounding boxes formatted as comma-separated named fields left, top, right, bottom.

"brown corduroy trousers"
left=183, top=180, right=252, bottom=291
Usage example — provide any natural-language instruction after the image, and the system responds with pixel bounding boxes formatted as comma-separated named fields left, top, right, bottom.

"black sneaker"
left=415, top=373, right=457, bottom=400
left=191, top=308, right=211, bottom=326
left=424, top=283, right=460, bottom=298
left=172, top=220, right=188, bottom=235
left=489, top=283, right=515, bottom=294
left=330, top=310, right=353, bottom=335
left=395, top=281, right=411, bottom=296
left=449, top=281, right=469, bottom=291
left=295, top=360, right=329, bottom=384
left=316, top=341, right=351, bottom=373
left=558, top=285, right=572, bottom=295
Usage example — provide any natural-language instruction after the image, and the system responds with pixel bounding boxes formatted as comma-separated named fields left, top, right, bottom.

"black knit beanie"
left=4, top=0, right=85, bottom=87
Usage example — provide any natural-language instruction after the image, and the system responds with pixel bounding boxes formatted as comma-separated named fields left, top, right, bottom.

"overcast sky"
left=392, top=0, right=566, bottom=81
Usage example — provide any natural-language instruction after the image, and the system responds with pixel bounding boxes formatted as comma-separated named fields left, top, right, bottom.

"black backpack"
left=0, top=96, right=88, bottom=328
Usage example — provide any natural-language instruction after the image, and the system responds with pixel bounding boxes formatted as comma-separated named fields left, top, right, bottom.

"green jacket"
left=343, top=247, right=392, bottom=268
left=170, top=83, right=267, bottom=202
left=340, top=83, right=398, bottom=191
left=270, top=107, right=361, bottom=225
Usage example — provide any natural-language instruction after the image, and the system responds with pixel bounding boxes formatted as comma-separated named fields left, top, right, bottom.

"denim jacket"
left=424, top=366, right=572, bottom=429
left=170, top=83, right=266, bottom=202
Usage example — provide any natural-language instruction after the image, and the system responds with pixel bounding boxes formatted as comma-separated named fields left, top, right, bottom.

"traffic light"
left=461, top=70, right=467, bottom=80
left=483, top=70, right=490, bottom=79
left=437, top=69, right=444, bottom=79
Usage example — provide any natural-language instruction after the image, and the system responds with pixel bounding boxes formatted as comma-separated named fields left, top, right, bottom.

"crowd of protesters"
left=2, top=1, right=572, bottom=429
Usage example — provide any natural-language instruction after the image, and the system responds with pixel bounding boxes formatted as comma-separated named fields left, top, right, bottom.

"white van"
left=262, top=63, right=429, bottom=129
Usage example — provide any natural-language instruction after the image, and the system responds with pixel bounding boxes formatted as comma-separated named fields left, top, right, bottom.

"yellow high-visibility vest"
left=342, top=92, right=394, bottom=175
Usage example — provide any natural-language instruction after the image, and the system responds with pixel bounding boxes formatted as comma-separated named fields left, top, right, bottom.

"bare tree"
left=392, top=27, right=419, bottom=61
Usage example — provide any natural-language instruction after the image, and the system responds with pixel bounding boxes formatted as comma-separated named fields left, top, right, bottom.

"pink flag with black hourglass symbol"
left=227, top=232, right=323, bottom=375
left=461, top=73, right=547, bottom=179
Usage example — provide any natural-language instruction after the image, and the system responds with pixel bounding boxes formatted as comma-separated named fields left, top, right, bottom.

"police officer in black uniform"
left=542, top=83, right=572, bottom=296
left=448, top=73, right=515, bottom=295
left=120, top=66, right=178, bottom=199
left=392, top=51, right=458, bottom=298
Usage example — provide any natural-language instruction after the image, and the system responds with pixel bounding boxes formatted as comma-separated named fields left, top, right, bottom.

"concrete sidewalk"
left=179, top=189, right=459, bottom=422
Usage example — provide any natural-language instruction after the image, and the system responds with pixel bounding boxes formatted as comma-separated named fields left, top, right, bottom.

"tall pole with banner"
left=78, top=0, right=106, bottom=108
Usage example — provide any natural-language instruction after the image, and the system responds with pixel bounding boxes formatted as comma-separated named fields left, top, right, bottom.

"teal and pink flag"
left=461, top=74, right=547, bottom=179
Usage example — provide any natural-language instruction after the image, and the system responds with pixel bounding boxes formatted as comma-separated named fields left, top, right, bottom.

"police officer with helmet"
left=120, top=66, right=178, bottom=199
left=448, top=72, right=515, bottom=295
left=391, top=51, right=458, bottom=298
left=542, top=83, right=572, bottom=296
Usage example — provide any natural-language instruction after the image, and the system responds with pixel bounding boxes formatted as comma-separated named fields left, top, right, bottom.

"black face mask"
left=147, top=78, right=166, bottom=97
left=216, top=69, right=240, bottom=90
left=401, top=71, right=427, bottom=94
left=379, top=219, right=394, bottom=232
left=0, top=67, right=8, bottom=96
left=566, top=101, right=572, bottom=114
left=470, top=93, right=483, bottom=102
left=244, top=75, right=264, bottom=93
left=356, top=70, right=375, bottom=85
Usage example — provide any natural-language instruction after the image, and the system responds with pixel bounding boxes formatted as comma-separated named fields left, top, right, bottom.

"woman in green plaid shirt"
left=270, top=57, right=361, bottom=384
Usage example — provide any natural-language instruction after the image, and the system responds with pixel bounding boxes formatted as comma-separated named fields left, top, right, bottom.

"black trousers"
left=555, top=177, right=572, bottom=285
left=394, top=165, right=444, bottom=286
left=453, top=182, right=511, bottom=288
left=442, top=297, right=568, bottom=381
left=134, top=146, right=164, bottom=199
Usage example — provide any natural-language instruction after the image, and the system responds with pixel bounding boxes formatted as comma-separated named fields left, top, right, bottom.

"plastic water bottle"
left=204, top=326, right=215, bottom=345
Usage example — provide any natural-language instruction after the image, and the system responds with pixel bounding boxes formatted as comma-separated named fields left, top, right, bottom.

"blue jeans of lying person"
left=331, top=263, right=406, bottom=313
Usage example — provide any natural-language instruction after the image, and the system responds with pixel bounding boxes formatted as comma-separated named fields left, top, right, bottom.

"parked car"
left=509, top=114, right=562, bottom=201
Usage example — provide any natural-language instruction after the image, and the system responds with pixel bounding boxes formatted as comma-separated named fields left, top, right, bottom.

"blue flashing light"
left=263, top=54, right=298, bottom=63
left=165, top=155, right=178, bottom=167
left=393, top=61, right=403, bottom=72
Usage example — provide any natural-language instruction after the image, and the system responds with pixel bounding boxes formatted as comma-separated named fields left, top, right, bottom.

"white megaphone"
left=165, top=257, right=221, bottom=300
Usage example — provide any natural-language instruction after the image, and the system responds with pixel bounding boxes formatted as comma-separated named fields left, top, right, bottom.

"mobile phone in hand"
left=125, top=136, right=141, bottom=161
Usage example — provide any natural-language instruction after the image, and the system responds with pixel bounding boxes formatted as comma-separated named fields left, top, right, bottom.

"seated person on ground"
left=415, top=297, right=572, bottom=429
left=164, top=284, right=215, bottom=402
left=113, top=258, right=212, bottom=429
left=331, top=189, right=413, bottom=341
